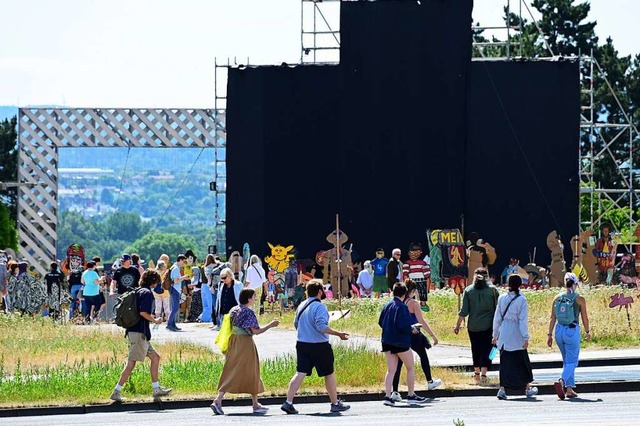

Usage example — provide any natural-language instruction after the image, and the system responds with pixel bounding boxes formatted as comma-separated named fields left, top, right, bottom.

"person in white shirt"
left=245, top=255, right=267, bottom=314
left=492, top=274, right=537, bottom=400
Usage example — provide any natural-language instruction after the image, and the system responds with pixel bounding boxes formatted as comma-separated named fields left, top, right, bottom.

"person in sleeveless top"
left=389, top=279, right=441, bottom=402
left=547, top=272, right=590, bottom=399
left=492, top=274, right=537, bottom=400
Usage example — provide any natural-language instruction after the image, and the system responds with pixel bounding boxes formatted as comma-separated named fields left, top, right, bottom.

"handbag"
left=215, top=313, right=233, bottom=354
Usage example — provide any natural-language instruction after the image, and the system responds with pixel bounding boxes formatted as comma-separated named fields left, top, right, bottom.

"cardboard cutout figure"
left=321, top=229, right=353, bottom=299
left=403, top=242, right=429, bottom=306
left=427, top=230, right=443, bottom=289
left=370, top=248, right=389, bottom=297
left=570, top=230, right=598, bottom=284
left=265, top=243, right=295, bottom=274
left=547, top=231, right=566, bottom=287
left=61, top=243, right=86, bottom=276
left=439, top=229, right=467, bottom=280
left=592, top=223, right=615, bottom=284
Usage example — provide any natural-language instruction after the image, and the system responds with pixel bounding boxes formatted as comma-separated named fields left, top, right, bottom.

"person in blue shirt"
left=371, top=249, right=389, bottom=298
left=81, top=261, right=101, bottom=323
left=281, top=279, right=350, bottom=415
left=379, top=282, right=428, bottom=406
left=110, top=269, right=172, bottom=402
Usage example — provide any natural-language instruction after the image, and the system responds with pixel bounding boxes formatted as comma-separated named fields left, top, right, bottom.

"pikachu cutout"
left=265, top=243, right=295, bottom=274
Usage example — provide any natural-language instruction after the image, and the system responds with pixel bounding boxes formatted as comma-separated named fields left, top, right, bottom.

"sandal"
left=210, top=401, right=224, bottom=415
left=553, top=379, right=566, bottom=400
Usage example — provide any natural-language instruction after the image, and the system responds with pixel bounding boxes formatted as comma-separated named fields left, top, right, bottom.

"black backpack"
left=114, top=289, right=140, bottom=328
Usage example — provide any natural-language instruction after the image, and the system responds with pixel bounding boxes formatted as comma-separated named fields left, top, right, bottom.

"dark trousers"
left=468, top=328, right=494, bottom=368
left=393, top=333, right=432, bottom=391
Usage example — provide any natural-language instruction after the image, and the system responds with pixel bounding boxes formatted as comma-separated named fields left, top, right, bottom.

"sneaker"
left=330, top=399, right=350, bottom=413
left=281, top=401, right=298, bottom=415
left=406, top=394, right=428, bottom=405
left=210, top=401, right=224, bottom=415
left=496, top=389, right=507, bottom=400
left=253, top=406, right=269, bottom=414
left=383, top=396, right=395, bottom=406
left=427, top=379, right=442, bottom=390
left=109, top=389, right=123, bottom=402
left=553, top=379, right=566, bottom=400
left=153, top=386, right=172, bottom=399
left=526, top=386, right=538, bottom=398
left=390, top=391, right=403, bottom=402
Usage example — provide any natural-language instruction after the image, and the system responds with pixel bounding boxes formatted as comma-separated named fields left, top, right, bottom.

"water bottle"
left=489, top=345, right=498, bottom=360
left=153, top=323, right=159, bottom=331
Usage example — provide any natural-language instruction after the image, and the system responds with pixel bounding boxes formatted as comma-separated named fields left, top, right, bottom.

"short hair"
left=92, top=256, right=101, bottom=263
left=140, top=269, right=161, bottom=288
left=250, top=254, right=260, bottom=265
left=156, top=260, right=166, bottom=269
left=306, top=279, right=324, bottom=298
left=50, top=262, right=58, bottom=270
left=177, top=254, right=187, bottom=262
left=220, top=267, right=234, bottom=280
left=86, top=261, right=96, bottom=269
left=393, top=282, right=408, bottom=298
left=239, top=288, right=256, bottom=305
left=131, top=253, right=140, bottom=264
left=392, top=248, right=401, bottom=255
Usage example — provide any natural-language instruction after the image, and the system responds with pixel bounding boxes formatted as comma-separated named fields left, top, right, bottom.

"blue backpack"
left=554, top=292, right=578, bottom=325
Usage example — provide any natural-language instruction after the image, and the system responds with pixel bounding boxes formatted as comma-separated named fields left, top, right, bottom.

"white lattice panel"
left=18, top=108, right=226, bottom=275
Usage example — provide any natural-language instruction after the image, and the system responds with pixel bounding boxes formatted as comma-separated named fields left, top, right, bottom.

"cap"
left=121, top=253, right=132, bottom=261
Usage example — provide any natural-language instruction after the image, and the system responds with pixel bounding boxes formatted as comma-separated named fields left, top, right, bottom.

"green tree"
left=126, top=232, right=198, bottom=265
left=0, top=203, right=18, bottom=250
left=0, top=116, right=18, bottom=221
left=102, top=212, right=149, bottom=242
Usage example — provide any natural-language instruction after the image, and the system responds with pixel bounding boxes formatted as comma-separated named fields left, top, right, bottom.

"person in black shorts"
left=281, top=279, right=351, bottom=415
left=379, top=282, right=427, bottom=406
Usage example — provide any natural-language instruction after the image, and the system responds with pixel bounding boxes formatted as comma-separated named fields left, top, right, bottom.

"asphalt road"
left=3, top=391, right=638, bottom=426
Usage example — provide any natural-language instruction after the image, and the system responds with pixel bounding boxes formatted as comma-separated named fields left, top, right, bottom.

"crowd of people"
left=0, top=248, right=593, bottom=410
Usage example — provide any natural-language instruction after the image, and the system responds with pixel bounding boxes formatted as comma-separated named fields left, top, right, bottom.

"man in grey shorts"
left=110, top=269, right=172, bottom=402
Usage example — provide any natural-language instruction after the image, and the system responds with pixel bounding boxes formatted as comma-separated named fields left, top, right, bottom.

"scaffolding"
left=301, top=0, right=340, bottom=64
left=213, top=0, right=639, bottom=239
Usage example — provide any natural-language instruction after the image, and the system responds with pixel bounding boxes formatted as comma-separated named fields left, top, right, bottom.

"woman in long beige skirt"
left=211, top=288, right=279, bottom=415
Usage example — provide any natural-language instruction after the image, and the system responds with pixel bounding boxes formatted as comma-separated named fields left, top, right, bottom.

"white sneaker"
left=526, top=386, right=538, bottom=398
left=390, top=391, right=402, bottom=402
left=428, top=379, right=442, bottom=390
left=109, top=389, right=123, bottom=402
left=153, top=386, right=172, bottom=400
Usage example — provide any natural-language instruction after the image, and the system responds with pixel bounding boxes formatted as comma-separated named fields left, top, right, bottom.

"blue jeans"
left=200, top=285, right=213, bottom=322
left=168, top=287, right=181, bottom=328
left=69, top=284, right=83, bottom=319
left=555, top=323, right=581, bottom=387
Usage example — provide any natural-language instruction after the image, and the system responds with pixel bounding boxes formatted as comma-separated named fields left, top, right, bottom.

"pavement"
left=4, top=391, right=640, bottom=425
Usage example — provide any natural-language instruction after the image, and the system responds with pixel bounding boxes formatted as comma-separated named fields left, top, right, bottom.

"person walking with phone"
left=281, top=279, right=351, bottom=415
left=547, top=272, right=590, bottom=399
left=492, top=274, right=537, bottom=400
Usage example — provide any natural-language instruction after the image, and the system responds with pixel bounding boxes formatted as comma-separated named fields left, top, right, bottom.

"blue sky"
left=0, top=0, right=637, bottom=108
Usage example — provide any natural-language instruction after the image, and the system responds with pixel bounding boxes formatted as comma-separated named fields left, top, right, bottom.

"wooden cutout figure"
left=265, top=243, right=295, bottom=274
left=547, top=231, right=567, bottom=288
left=570, top=230, right=598, bottom=285
left=634, top=224, right=640, bottom=276
left=616, top=252, right=640, bottom=289
left=467, top=250, right=483, bottom=285
left=609, top=292, right=634, bottom=328
left=403, top=242, right=429, bottom=309
left=321, top=229, right=353, bottom=300
left=592, top=223, right=615, bottom=284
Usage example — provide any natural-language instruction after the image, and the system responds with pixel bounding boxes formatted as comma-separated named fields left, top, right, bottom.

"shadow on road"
left=566, top=397, right=604, bottom=403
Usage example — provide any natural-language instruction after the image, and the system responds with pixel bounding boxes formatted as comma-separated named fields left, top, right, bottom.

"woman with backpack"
left=547, top=272, right=590, bottom=399
left=492, top=274, right=537, bottom=400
